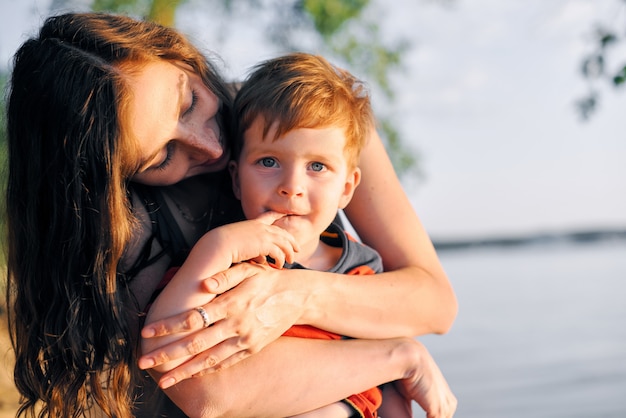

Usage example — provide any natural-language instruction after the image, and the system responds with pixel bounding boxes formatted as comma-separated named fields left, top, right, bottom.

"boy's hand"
left=211, top=211, right=300, bottom=268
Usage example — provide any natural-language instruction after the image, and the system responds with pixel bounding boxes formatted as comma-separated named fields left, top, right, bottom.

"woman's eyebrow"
left=176, top=72, right=186, bottom=118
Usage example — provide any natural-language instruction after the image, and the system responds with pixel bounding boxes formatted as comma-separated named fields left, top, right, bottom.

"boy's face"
left=230, top=117, right=360, bottom=249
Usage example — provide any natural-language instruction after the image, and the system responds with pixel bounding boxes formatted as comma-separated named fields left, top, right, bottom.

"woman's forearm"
left=336, top=126, right=457, bottom=336
left=162, top=336, right=416, bottom=418
left=299, top=265, right=456, bottom=339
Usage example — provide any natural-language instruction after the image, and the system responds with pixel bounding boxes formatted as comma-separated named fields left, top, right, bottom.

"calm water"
left=418, top=239, right=626, bottom=418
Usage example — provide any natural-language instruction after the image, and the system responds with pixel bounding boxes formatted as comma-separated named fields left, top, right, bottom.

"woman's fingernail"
left=207, top=278, right=219, bottom=291
left=142, top=328, right=156, bottom=338
left=160, top=377, right=176, bottom=389
left=138, top=357, right=155, bottom=369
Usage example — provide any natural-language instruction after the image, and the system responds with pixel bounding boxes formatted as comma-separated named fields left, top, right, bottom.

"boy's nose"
left=278, top=172, right=305, bottom=197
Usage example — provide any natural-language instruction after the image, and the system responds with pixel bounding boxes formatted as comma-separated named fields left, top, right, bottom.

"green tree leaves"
left=93, top=0, right=182, bottom=25
left=576, top=0, right=626, bottom=120
left=302, top=0, right=370, bottom=37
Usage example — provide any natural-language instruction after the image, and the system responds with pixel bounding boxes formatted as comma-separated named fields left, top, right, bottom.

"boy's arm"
left=142, top=212, right=297, bottom=372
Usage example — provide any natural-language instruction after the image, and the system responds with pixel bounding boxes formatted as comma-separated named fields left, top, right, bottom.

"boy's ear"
left=338, top=167, right=361, bottom=209
left=228, top=160, right=242, bottom=200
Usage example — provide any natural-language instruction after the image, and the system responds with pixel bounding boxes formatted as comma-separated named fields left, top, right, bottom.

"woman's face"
left=129, top=61, right=229, bottom=186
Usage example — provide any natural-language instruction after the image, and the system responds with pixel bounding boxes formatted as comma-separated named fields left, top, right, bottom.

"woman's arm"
left=336, top=126, right=458, bottom=335
left=139, top=127, right=456, bottom=379
left=157, top=336, right=454, bottom=418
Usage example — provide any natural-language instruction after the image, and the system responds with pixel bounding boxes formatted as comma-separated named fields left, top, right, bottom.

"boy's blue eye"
left=310, top=162, right=325, bottom=172
left=259, top=157, right=277, bottom=168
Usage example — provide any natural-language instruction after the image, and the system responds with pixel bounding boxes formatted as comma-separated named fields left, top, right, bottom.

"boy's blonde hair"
left=233, top=53, right=374, bottom=168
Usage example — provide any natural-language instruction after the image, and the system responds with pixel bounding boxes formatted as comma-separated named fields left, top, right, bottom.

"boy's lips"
left=266, top=207, right=302, bottom=216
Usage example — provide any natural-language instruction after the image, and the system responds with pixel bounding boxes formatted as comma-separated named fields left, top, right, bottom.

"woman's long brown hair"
left=5, top=13, right=232, bottom=417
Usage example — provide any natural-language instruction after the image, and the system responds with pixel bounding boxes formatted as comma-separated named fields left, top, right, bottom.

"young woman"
left=5, top=12, right=457, bottom=418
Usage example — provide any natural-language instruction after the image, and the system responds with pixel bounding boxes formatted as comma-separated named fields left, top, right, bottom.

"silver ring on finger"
left=194, top=306, right=211, bottom=328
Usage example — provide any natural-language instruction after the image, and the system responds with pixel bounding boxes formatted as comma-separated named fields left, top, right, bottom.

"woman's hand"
left=139, top=210, right=301, bottom=380
left=397, top=340, right=458, bottom=418
left=139, top=263, right=310, bottom=388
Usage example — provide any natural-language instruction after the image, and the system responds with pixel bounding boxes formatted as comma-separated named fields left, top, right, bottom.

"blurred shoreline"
left=432, top=226, right=626, bottom=251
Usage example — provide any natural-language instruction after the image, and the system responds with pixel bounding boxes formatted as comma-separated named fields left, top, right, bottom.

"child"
left=231, top=52, right=400, bottom=418
left=142, top=53, right=454, bottom=418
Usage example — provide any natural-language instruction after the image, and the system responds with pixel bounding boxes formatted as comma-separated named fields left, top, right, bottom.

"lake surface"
left=418, top=239, right=626, bottom=418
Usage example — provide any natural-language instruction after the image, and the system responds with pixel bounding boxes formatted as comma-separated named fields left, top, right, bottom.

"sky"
left=1, top=0, right=625, bottom=240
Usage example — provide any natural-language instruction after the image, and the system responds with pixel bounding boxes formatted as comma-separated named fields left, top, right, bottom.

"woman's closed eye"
left=183, top=89, right=198, bottom=117
left=156, top=142, right=176, bottom=171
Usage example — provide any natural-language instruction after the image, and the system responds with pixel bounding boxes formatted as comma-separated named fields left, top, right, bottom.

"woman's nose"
left=184, top=129, right=223, bottom=160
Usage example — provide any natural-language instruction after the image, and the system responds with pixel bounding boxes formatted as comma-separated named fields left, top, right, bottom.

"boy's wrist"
left=205, top=224, right=241, bottom=265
